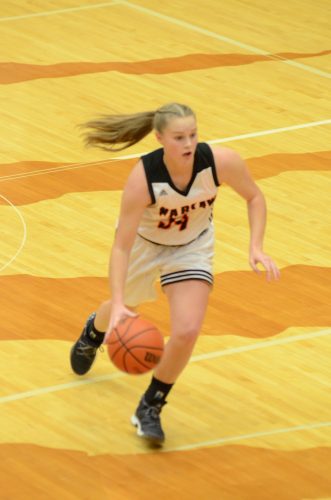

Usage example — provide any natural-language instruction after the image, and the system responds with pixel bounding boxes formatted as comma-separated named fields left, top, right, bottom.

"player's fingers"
left=249, top=260, right=261, bottom=274
left=263, top=259, right=280, bottom=282
left=270, top=262, right=281, bottom=280
left=103, top=330, right=112, bottom=344
left=103, top=317, right=118, bottom=344
left=104, top=310, right=137, bottom=344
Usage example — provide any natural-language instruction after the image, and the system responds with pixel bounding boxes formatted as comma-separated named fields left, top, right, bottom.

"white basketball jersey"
left=138, top=143, right=220, bottom=245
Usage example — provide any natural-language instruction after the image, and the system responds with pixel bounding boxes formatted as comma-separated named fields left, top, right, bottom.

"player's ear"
left=155, top=131, right=163, bottom=145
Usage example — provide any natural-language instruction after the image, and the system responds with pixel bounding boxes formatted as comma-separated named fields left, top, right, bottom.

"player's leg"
left=132, top=226, right=214, bottom=443
left=156, top=279, right=210, bottom=381
left=132, top=279, right=210, bottom=444
left=70, top=236, right=160, bottom=375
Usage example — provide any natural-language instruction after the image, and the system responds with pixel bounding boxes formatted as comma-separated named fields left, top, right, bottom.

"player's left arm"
left=212, top=146, right=280, bottom=281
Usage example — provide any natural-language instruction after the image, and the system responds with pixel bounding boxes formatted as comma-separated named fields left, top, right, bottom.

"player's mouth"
left=183, top=151, right=192, bottom=157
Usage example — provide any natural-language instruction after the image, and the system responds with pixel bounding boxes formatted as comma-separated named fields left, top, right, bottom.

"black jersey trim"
left=198, top=143, right=220, bottom=187
left=137, top=227, right=209, bottom=247
left=141, top=148, right=164, bottom=205
left=141, top=143, right=218, bottom=201
left=145, top=173, right=156, bottom=204
left=160, top=269, right=213, bottom=286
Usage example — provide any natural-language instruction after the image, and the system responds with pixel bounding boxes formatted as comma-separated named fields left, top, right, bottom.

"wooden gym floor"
left=0, top=1, right=330, bottom=498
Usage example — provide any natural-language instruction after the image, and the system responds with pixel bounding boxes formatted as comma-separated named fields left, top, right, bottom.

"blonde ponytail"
left=82, top=111, right=155, bottom=151
left=82, top=103, right=195, bottom=152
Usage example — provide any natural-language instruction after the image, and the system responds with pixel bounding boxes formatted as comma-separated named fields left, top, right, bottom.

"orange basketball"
left=107, top=316, right=164, bottom=374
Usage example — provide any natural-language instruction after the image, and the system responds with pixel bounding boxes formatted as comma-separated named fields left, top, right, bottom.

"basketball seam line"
left=108, top=321, right=163, bottom=372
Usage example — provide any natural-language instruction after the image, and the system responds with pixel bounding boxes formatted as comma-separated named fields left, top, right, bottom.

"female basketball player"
left=70, top=103, right=280, bottom=445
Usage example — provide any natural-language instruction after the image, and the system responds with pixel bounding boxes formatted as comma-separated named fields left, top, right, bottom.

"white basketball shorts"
left=123, top=225, right=214, bottom=307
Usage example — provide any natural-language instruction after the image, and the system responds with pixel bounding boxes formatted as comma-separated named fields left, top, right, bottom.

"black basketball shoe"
left=70, top=313, right=104, bottom=375
left=131, top=397, right=166, bottom=445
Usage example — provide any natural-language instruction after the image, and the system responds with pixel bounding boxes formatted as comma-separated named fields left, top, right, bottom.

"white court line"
left=0, top=194, right=27, bottom=272
left=0, top=372, right=124, bottom=404
left=1, top=328, right=330, bottom=405
left=120, top=1, right=331, bottom=80
left=0, top=119, right=330, bottom=182
left=0, top=1, right=121, bottom=21
left=165, top=421, right=331, bottom=452
left=0, top=158, right=114, bottom=182
left=190, top=328, right=331, bottom=363
left=207, top=119, right=331, bottom=145
left=0, top=0, right=329, bottom=79
left=111, top=119, right=331, bottom=161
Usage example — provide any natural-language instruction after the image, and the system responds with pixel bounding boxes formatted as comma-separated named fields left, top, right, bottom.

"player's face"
left=156, top=116, right=198, bottom=163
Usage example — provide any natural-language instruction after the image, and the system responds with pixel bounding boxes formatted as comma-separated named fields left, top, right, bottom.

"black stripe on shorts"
left=160, top=269, right=213, bottom=287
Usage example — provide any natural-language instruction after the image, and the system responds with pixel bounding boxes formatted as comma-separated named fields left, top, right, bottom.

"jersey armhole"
left=211, top=160, right=221, bottom=187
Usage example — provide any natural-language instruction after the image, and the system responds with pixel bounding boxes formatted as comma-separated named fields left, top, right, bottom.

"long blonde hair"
left=82, top=102, right=195, bottom=151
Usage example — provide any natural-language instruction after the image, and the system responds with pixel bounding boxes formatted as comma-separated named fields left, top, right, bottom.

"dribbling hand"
left=104, top=304, right=137, bottom=344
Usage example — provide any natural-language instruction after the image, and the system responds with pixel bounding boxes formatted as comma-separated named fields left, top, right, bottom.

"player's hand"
left=249, top=249, right=280, bottom=282
left=103, top=304, right=137, bottom=344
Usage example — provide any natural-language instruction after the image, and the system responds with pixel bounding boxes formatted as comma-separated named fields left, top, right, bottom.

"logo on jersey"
left=158, top=196, right=216, bottom=231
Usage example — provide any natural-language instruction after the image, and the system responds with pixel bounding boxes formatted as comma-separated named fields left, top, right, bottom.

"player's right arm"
left=106, top=160, right=151, bottom=338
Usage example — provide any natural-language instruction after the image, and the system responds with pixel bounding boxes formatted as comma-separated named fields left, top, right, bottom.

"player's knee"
left=173, top=323, right=200, bottom=346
